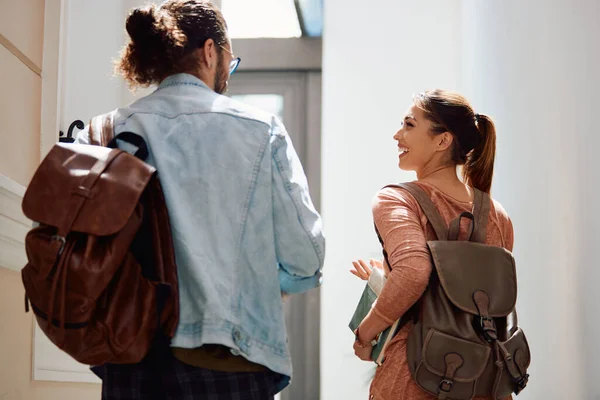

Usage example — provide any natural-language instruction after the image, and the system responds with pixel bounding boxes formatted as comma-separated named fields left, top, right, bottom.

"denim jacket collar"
left=158, top=73, right=212, bottom=91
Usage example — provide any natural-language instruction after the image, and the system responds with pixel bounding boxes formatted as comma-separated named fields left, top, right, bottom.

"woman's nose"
left=393, top=130, right=403, bottom=140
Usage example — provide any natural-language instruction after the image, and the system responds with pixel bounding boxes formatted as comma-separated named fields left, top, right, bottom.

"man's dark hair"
left=116, top=0, right=228, bottom=88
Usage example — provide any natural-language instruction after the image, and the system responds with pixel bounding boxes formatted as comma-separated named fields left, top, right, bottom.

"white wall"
left=460, top=1, right=600, bottom=398
left=322, top=0, right=600, bottom=399
left=60, top=0, right=125, bottom=131
left=320, top=1, right=462, bottom=399
left=59, top=0, right=153, bottom=135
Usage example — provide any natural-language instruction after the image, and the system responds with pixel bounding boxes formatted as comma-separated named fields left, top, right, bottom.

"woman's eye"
left=406, top=122, right=414, bottom=128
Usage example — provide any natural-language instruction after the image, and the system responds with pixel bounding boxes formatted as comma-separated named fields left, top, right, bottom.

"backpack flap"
left=428, top=241, right=517, bottom=318
left=22, top=143, right=156, bottom=236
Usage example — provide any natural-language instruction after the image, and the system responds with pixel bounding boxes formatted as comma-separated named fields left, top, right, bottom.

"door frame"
left=230, top=37, right=322, bottom=207
left=227, top=48, right=322, bottom=400
left=228, top=72, right=307, bottom=162
left=233, top=38, right=321, bottom=72
left=40, top=0, right=65, bottom=160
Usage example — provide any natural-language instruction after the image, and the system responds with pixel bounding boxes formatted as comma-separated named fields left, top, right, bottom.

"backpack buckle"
left=439, top=378, right=454, bottom=392
left=515, top=373, right=529, bottom=394
left=479, top=315, right=498, bottom=342
left=51, top=235, right=67, bottom=256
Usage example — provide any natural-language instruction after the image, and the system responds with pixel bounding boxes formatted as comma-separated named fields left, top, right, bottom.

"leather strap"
left=89, top=111, right=116, bottom=146
left=473, top=290, right=498, bottom=341
left=471, top=188, right=490, bottom=243
left=385, top=183, right=489, bottom=242
left=51, top=111, right=122, bottom=333
left=448, top=211, right=475, bottom=241
left=56, top=150, right=124, bottom=237
left=107, top=131, right=149, bottom=160
left=489, top=330, right=529, bottom=397
left=491, top=342, right=504, bottom=399
left=497, top=341, right=524, bottom=382
left=386, top=183, right=448, bottom=240
left=58, top=111, right=120, bottom=237
left=438, top=353, right=464, bottom=399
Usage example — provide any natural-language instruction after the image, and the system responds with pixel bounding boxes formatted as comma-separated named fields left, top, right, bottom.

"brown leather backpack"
left=21, top=112, right=179, bottom=365
left=377, top=183, right=530, bottom=400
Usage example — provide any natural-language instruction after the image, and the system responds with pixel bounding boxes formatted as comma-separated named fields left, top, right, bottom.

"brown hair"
left=116, top=0, right=228, bottom=88
left=413, top=89, right=497, bottom=193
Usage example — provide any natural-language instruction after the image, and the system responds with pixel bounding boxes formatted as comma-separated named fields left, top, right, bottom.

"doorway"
left=228, top=71, right=322, bottom=400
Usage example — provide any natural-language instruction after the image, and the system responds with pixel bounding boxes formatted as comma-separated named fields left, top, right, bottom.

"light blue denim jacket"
left=76, top=73, right=325, bottom=390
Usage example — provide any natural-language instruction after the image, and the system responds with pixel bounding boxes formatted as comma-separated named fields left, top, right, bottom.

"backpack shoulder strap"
left=471, top=188, right=491, bottom=243
left=88, top=111, right=116, bottom=146
left=385, top=182, right=448, bottom=241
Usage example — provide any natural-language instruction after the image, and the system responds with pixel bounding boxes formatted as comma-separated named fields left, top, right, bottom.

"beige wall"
left=0, top=0, right=43, bottom=186
left=0, top=1, right=101, bottom=398
left=0, top=0, right=45, bottom=68
left=0, top=46, right=42, bottom=186
left=0, top=269, right=100, bottom=400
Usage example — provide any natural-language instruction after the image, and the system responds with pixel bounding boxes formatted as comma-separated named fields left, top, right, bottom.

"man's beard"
left=214, top=56, right=228, bottom=94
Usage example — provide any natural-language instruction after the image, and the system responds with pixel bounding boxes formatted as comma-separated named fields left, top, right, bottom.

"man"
left=77, top=1, right=324, bottom=398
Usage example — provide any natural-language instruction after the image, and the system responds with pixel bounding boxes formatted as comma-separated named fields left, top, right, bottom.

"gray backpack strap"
left=385, top=183, right=448, bottom=241
left=471, top=189, right=491, bottom=243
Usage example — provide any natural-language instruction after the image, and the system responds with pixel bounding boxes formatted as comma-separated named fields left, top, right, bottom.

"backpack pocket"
left=495, top=327, right=531, bottom=397
left=415, top=328, right=491, bottom=399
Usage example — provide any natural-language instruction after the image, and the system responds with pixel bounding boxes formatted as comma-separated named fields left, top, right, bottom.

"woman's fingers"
left=357, top=260, right=372, bottom=276
left=350, top=269, right=364, bottom=279
left=351, top=259, right=381, bottom=281
left=350, top=261, right=366, bottom=279
left=351, top=260, right=370, bottom=280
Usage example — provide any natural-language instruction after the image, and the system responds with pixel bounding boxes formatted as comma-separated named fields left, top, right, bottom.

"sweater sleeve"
left=371, top=187, right=433, bottom=325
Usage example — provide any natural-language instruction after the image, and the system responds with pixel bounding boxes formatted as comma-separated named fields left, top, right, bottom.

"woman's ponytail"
left=462, top=114, right=496, bottom=194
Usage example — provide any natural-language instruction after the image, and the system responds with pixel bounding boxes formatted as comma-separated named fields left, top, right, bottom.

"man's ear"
left=201, top=38, right=216, bottom=69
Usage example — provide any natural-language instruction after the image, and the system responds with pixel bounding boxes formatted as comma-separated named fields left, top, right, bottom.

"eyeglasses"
left=220, top=45, right=241, bottom=75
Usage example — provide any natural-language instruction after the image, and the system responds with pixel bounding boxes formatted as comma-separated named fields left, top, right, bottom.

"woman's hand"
left=353, top=328, right=374, bottom=361
left=353, top=340, right=373, bottom=361
left=350, top=259, right=383, bottom=281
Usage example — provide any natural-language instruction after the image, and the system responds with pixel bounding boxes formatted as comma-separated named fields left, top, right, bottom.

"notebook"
left=348, top=267, right=401, bottom=365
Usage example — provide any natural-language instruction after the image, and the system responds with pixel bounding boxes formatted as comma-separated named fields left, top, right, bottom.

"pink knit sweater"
left=368, top=182, right=514, bottom=400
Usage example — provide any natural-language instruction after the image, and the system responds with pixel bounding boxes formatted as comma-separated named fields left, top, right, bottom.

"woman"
left=350, top=90, right=513, bottom=400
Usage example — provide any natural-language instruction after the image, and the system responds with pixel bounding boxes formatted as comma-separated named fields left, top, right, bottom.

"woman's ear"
left=437, top=131, right=454, bottom=152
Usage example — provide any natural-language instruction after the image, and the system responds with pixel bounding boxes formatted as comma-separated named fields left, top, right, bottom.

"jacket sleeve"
left=270, top=117, right=325, bottom=294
